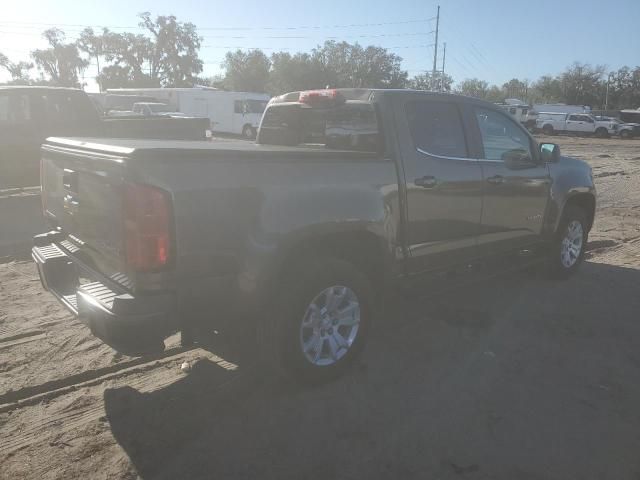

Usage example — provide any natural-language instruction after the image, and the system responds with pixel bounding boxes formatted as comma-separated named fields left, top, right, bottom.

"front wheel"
left=620, top=129, right=631, bottom=139
left=595, top=127, right=609, bottom=139
left=547, top=205, right=588, bottom=279
left=258, top=257, right=373, bottom=384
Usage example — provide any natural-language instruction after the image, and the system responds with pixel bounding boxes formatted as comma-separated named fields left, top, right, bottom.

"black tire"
left=542, top=124, right=554, bottom=136
left=258, top=257, right=373, bottom=384
left=547, top=205, right=588, bottom=279
left=242, top=124, right=256, bottom=139
left=620, top=129, right=631, bottom=139
left=595, top=127, right=609, bottom=139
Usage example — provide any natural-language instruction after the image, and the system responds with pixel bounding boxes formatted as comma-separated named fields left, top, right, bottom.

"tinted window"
left=568, top=114, right=580, bottom=121
left=259, top=101, right=382, bottom=152
left=35, top=92, right=98, bottom=125
left=475, top=107, right=531, bottom=161
left=234, top=100, right=243, bottom=114
left=0, top=93, right=31, bottom=125
left=405, top=101, right=468, bottom=158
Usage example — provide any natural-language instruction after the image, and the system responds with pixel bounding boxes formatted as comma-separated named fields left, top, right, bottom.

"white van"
left=106, top=87, right=270, bottom=138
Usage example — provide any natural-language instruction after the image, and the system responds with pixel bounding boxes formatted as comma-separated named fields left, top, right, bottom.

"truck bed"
left=44, top=137, right=380, bottom=161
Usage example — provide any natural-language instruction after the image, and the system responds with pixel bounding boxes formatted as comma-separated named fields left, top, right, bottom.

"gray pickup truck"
left=32, top=89, right=595, bottom=382
left=0, top=86, right=210, bottom=189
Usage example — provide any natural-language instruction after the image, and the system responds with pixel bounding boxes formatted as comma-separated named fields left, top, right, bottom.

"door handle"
left=487, top=175, right=505, bottom=185
left=415, top=175, right=438, bottom=188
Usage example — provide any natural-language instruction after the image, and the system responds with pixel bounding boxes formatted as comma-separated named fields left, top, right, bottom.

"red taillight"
left=124, top=183, right=172, bottom=272
left=298, top=89, right=344, bottom=106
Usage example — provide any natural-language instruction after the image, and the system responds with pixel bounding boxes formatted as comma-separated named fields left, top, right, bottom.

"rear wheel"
left=542, top=124, right=554, bottom=136
left=242, top=124, right=256, bottom=139
left=547, top=205, right=588, bottom=279
left=620, top=129, right=631, bottom=139
left=258, top=257, right=373, bottom=384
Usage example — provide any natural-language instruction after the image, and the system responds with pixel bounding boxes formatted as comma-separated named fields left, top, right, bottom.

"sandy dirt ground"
left=1, top=136, right=640, bottom=479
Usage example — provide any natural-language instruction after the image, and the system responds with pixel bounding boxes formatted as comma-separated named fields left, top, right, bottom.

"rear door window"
left=405, top=101, right=468, bottom=158
left=259, top=101, right=383, bottom=152
left=35, top=92, right=98, bottom=126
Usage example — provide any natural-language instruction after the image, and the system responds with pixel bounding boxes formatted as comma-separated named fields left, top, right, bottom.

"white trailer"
left=106, top=87, right=270, bottom=138
left=497, top=99, right=536, bottom=129
left=533, top=103, right=591, bottom=115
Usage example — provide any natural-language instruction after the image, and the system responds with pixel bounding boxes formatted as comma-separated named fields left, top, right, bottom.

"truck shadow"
left=104, top=261, right=640, bottom=480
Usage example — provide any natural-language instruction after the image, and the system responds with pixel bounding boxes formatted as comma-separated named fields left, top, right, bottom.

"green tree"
left=502, top=78, right=528, bottom=100
left=97, top=12, right=202, bottom=88
left=409, top=71, right=453, bottom=92
left=99, top=32, right=156, bottom=88
left=223, top=49, right=271, bottom=92
left=608, top=66, right=640, bottom=109
left=311, top=41, right=407, bottom=89
left=138, top=12, right=203, bottom=86
left=269, top=52, right=327, bottom=94
left=530, top=75, right=563, bottom=103
left=31, top=28, right=88, bottom=87
left=485, top=85, right=504, bottom=103
left=455, top=78, right=489, bottom=98
left=0, top=52, right=33, bottom=84
left=77, top=27, right=109, bottom=90
left=559, top=62, right=605, bottom=106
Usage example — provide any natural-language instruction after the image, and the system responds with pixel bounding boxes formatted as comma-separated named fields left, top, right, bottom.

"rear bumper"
left=32, top=233, right=178, bottom=355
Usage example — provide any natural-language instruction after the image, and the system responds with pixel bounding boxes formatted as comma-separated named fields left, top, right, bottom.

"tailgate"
left=41, top=139, right=131, bottom=283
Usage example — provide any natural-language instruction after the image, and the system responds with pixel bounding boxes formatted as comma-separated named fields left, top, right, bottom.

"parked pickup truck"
left=32, top=89, right=596, bottom=382
left=0, top=86, right=211, bottom=189
left=536, top=112, right=618, bottom=138
left=594, top=116, right=640, bottom=139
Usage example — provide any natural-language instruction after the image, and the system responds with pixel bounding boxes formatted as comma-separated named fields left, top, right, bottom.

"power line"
left=0, top=17, right=436, bottom=32
left=200, top=31, right=435, bottom=40
left=0, top=27, right=435, bottom=41
left=202, top=44, right=435, bottom=50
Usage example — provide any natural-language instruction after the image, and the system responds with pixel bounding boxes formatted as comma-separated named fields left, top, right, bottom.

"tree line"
left=1, top=12, right=639, bottom=110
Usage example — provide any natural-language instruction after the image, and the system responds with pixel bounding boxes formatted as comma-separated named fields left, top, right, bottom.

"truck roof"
left=0, top=86, right=85, bottom=93
left=269, top=88, right=509, bottom=108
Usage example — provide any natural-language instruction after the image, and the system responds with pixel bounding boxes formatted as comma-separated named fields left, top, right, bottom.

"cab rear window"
left=258, top=101, right=383, bottom=153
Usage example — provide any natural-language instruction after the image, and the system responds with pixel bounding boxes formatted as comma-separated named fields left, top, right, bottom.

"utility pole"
left=605, top=72, right=613, bottom=112
left=440, top=42, right=447, bottom=92
left=431, top=5, right=440, bottom=91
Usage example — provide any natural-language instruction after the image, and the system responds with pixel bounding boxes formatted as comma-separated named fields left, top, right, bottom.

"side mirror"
left=502, top=149, right=535, bottom=169
left=540, top=143, right=560, bottom=163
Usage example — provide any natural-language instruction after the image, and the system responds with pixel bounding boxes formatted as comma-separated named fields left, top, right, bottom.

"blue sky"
left=1, top=0, right=639, bottom=91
